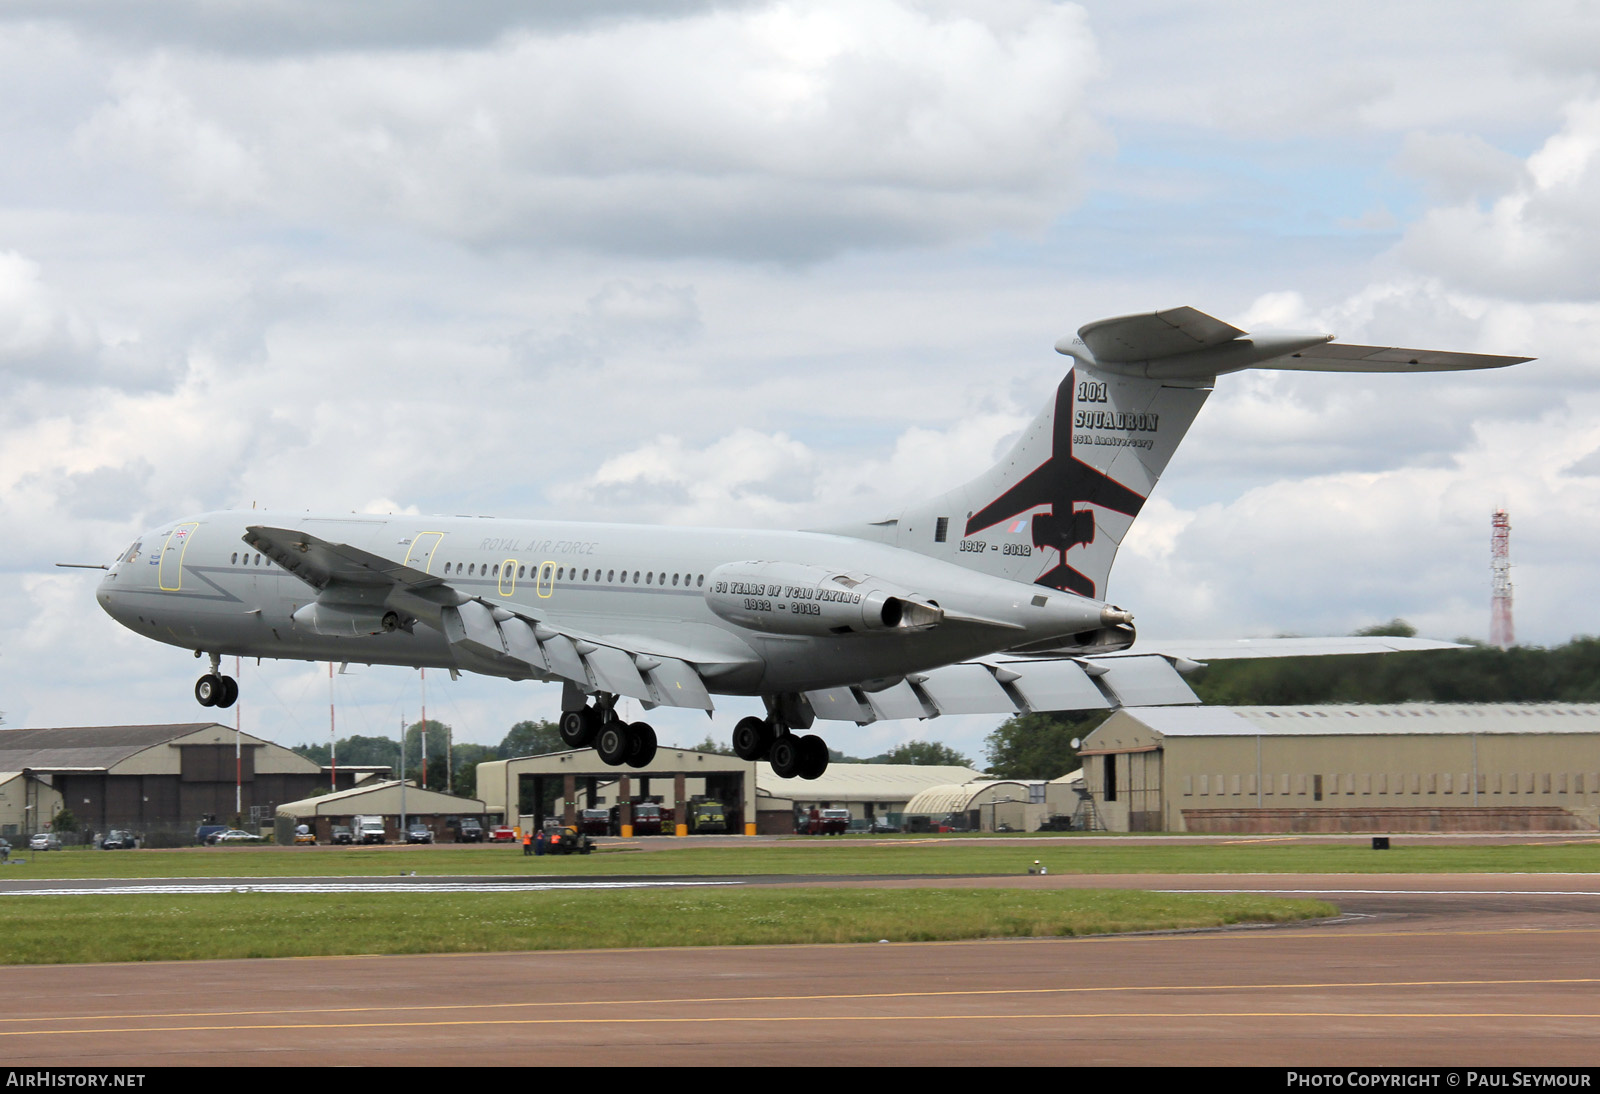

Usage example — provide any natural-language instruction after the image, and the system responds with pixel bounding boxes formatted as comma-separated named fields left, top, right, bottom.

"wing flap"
left=1087, top=654, right=1200, bottom=706
left=805, top=686, right=876, bottom=723
left=641, top=656, right=715, bottom=710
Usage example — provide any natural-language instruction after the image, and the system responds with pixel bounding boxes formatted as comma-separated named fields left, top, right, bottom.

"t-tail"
left=832, top=306, right=1529, bottom=605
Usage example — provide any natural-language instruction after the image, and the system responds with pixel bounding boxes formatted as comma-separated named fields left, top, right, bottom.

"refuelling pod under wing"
left=705, top=561, right=943, bottom=636
left=291, top=602, right=402, bottom=637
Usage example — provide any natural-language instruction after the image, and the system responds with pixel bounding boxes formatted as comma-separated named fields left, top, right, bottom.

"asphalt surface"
left=3, top=869, right=1600, bottom=1066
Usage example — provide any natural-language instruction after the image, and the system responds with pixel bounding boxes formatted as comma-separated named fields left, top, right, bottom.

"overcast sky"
left=3, top=1, right=1597, bottom=764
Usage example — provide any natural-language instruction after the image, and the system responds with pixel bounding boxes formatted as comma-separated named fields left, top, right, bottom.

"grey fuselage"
left=96, top=510, right=1112, bottom=696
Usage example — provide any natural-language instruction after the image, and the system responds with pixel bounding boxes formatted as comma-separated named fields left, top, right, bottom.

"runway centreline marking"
left=7, top=976, right=1600, bottom=1027
left=9, top=1011, right=1600, bottom=1038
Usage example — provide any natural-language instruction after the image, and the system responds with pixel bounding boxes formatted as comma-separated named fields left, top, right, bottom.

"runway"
left=3, top=873, right=1599, bottom=1066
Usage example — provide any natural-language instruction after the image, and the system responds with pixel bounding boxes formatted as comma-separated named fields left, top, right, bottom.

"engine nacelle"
left=292, top=602, right=402, bottom=637
left=705, top=561, right=943, bottom=637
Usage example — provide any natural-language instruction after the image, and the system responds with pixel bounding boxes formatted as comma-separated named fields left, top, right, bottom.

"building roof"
left=277, top=779, right=484, bottom=815
left=0, top=723, right=252, bottom=772
left=903, top=780, right=1032, bottom=814
left=1122, top=703, right=1600, bottom=738
left=758, top=764, right=984, bottom=800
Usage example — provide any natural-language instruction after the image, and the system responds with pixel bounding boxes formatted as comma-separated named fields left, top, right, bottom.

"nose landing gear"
left=194, top=654, right=238, bottom=709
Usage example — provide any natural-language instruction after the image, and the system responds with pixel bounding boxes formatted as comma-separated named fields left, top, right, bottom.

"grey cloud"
left=2, top=1, right=748, bottom=57
left=1393, top=132, right=1526, bottom=204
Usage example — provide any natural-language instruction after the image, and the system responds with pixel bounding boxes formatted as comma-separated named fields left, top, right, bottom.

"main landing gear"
left=559, top=695, right=657, bottom=769
left=194, top=653, right=238, bottom=709
left=732, top=715, right=828, bottom=780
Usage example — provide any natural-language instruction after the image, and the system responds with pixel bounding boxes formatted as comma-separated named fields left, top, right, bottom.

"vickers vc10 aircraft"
left=88, top=307, right=1529, bottom=779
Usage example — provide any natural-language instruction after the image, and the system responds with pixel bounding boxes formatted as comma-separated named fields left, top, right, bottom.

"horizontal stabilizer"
left=1078, top=306, right=1245, bottom=363
left=1059, top=307, right=1532, bottom=379
left=1272, top=342, right=1531, bottom=373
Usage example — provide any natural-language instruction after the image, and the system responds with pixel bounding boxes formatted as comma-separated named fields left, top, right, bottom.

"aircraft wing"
left=245, top=524, right=745, bottom=711
left=802, top=636, right=1468, bottom=724
left=243, top=525, right=447, bottom=593
left=1095, top=636, right=1468, bottom=660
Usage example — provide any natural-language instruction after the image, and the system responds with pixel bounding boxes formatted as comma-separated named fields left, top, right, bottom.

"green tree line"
left=981, top=630, right=1600, bottom=779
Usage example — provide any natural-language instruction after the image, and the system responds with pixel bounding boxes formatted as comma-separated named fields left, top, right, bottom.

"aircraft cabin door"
left=403, top=531, right=445, bottom=574
left=157, top=522, right=199, bottom=591
left=497, top=559, right=518, bottom=597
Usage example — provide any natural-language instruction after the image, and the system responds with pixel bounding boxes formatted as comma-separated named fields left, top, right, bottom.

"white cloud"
left=73, top=1, right=1104, bottom=260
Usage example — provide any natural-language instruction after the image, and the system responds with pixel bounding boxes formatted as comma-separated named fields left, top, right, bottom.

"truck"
left=689, top=799, right=727, bottom=834
left=355, top=815, right=386, bottom=844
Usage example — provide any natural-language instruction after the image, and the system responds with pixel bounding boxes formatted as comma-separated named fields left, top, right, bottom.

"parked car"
left=101, top=830, right=139, bottom=849
left=457, top=818, right=485, bottom=843
left=28, top=833, right=62, bottom=851
left=330, top=825, right=354, bottom=845
left=211, top=829, right=263, bottom=843
left=488, top=825, right=517, bottom=842
left=405, top=824, right=434, bottom=844
left=196, top=824, right=228, bottom=845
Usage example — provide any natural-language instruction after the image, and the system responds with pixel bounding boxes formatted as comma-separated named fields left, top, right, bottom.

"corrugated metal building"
left=0, top=723, right=359, bottom=842
left=1080, top=704, right=1600, bottom=833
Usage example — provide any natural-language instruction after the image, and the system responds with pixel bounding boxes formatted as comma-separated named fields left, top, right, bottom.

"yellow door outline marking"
left=536, top=561, right=555, bottom=599
left=403, top=531, right=444, bottom=573
left=498, top=558, right=518, bottom=597
left=158, top=523, right=199, bottom=591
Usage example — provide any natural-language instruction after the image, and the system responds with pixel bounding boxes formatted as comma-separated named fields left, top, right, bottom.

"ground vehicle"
left=355, top=815, right=386, bottom=844
left=867, top=818, right=900, bottom=834
left=689, top=800, right=727, bottom=834
left=101, top=829, right=139, bottom=849
left=28, top=833, right=62, bottom=851
left=488, top=825, right=516, bottom=842
left=293, top=824, right=317, bottom=845
left=196, top=824, right=227, bottom=845
left=457, top=818, right=484, bottom=843
left=819, top=809, right=851, bottom=835
left=542, top=825, right=593, bottom=855
left=212, top=829, right=263, bottom=843
left=330, top=825, right=354, bottom=844
left=610, top=801, right=663, bottom=835
left=405, top=823, right=433, bottom=844
left=577, top=808, right=610, bottom=836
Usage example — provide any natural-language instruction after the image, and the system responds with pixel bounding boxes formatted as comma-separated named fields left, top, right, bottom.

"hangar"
left=275, top=780, right=487, bottom=843
left=477, top=750, right=1019, bottom=834
left=1079, top=704, right=1600, bottom=832
left=0, top=723, right=367, bottom=844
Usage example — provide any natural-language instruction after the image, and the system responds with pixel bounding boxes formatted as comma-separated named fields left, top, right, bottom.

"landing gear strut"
left=194, top=653, right=238, bottom=709
left=564, top=694, right=656, bottom=769
left=733, top=714, right=827, bottom=780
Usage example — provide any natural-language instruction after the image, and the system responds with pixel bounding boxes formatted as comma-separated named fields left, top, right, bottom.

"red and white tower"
left=1490, top=509, right=1514, bottom=650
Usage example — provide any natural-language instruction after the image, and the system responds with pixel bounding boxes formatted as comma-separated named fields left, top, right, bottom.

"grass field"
left=4, top=836, right=1585, bottom=965
left=0, top=888, right=1337, bottom=965
left=5, top=837, right=1598, bottom=880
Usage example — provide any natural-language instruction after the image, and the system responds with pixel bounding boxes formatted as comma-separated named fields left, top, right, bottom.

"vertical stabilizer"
left=830, top=365, right=1212, bottom=601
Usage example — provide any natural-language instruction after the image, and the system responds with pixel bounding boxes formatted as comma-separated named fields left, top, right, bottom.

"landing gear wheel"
left=625, top=722, right=657, bottom=768
left=768, top=735, right=803, bottom=779
left=731, top=716, right=773, bottom=761
left=595, top=720, right=631, bottom=767
left=216, top=676, right=239, bottom=709
left=797, top=734, right=829, bottom=781
left=195, top=674, right=222, bottom=707
left=559, top=708, right=598, bottom=748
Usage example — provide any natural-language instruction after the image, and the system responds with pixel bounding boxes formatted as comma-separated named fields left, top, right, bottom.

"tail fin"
left=833, top=306, right=1528, bottom=601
